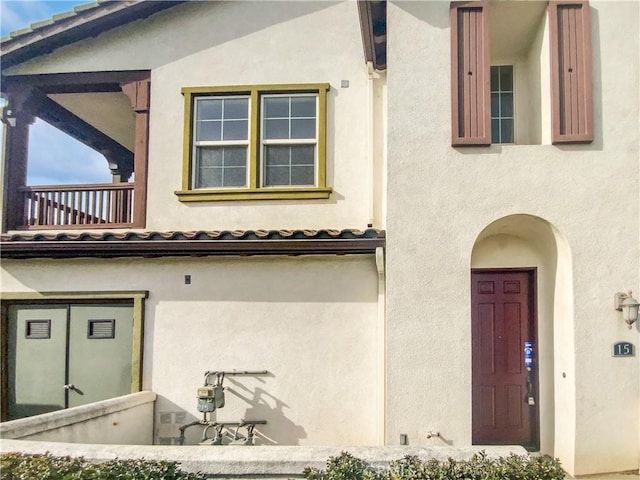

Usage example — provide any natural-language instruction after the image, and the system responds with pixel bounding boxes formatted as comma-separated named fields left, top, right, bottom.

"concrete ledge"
left=0, top=442, right=527, bottom=478
left=0, top=391, right=156, bottom=440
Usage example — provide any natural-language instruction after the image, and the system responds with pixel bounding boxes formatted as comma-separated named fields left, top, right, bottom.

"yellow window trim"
left=175, top=187, right=333, bottom=202
left=179, top=83, right=330, bottom=201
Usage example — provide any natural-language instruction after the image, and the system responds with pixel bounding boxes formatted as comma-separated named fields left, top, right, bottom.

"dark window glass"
left=264, top=145, right=315, bottom=186
left=490, top=65, right=514, bottom=144
left=196, top=146, right=247, bottom=188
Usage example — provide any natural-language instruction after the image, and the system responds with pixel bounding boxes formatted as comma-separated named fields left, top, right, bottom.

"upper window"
left=491, top=65, right=514, bottom=144
left=177, top=84, right=332, bottom=201
left=450, top=1, right=593, bottom=146
left=193, top=96, right=249, bottom=189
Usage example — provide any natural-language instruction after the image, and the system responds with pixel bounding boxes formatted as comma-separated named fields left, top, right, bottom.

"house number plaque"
left=612, top=342, right=635, bottom=357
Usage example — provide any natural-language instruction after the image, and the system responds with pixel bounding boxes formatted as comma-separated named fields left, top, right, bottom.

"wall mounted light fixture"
left=614, top=290, right=640, bottom=329
left=1, top=107, right=16, bottom=127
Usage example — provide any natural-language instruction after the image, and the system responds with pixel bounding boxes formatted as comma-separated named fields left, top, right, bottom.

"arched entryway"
left=470, top=214, right=575, bottom=459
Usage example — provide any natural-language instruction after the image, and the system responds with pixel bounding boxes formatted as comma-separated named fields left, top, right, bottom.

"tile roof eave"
left=0, top=1, right=186, bottom=70
left=0, top=229, right=386, bottom=259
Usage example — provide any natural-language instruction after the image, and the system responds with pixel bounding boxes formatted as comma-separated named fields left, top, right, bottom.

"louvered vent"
left=88, top=319, right=116, bottom=339
left=26, top=319, right=51, bottom=339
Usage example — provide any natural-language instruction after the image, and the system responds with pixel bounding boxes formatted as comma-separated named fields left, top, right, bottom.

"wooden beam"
left=1, top=71, right=151, bottom=94
left=121, top=79, right=150, bottom=228
left=1, top=86, right=34, bottom=231
left=34, top=94, right=133, bottom=172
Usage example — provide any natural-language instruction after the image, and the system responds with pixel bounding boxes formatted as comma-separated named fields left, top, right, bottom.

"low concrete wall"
left=0, top=442, right=526, bottom=479
left=0, top=391, right=155, bottom=445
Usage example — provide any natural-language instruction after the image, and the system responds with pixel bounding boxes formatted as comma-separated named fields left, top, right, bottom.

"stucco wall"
left=0, top=391, right=155, bottom=444
left=1, top=254, right=380, bottom=446
left=385, top=1, right=639, bottom=475
left=6, top=1, right=378, bottom=231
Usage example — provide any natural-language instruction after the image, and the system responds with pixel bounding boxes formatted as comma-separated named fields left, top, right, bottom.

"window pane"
left=197, top=99, right=222, bottom=120
left=197, top=147, right=223, bottom=167
left=196, top=120, right=222, bottom=141
left=489, top=65, right=514, bottom=145
left=264, top=146, right=315, bottom=186
left=222, top=120, right=248, bottom=141
left=290, top=145, right=314, bottom=165
left=265, top=145, right=290, bottom=166
left=501, top=119, right=514, bottom=143
left=500, top=93, right=513, bottom=117
left=265, top=166, right=290, bottom=186
left=264, top=119, right=289, bottom=139
left=195, top=147, right=247, bottom=188
left=291, top=96, right=316, bottom=117
left=490, top=67, right=499, bottom=91
left=224, top=98, right=248, bottom=120
left=290, top=166, right=314, bottom=185
left=223, top=167, right=247, bottom=186
left=491, top=93, right=499, bottom=118
left=196, top=168, right=222, bottom=188
left=500, top=66, right=513, bottom=91
left=224, top=147, right=247, bottom=167
left=264, top=97, right=289, bottom=118
left=491, top=119, right=500, bottom=144
left=291, top=118, right=316, bottom=139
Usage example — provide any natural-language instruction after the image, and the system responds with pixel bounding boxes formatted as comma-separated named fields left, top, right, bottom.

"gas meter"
left=197, top=384, right=225, bottom=413
left=197, top=386, right=216, bottom=413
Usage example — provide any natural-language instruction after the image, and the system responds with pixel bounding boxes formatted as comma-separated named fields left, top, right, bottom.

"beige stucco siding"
left=385, top=1, right=639, bottom=475
left=1, top=255, right=380, bottom=446
left=6, top=1, right=376, bottom=231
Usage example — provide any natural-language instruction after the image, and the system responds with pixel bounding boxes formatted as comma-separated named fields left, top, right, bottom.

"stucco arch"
left=470, top=214, right=575, bottom=463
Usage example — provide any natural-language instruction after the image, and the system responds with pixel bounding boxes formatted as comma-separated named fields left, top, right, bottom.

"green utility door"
left=7, top=306, right=68, bottom=419
left=7, top=304, right=134, bottom=420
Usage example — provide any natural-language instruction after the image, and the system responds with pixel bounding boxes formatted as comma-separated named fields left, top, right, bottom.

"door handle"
left=63, top=384, right=76, bottom=391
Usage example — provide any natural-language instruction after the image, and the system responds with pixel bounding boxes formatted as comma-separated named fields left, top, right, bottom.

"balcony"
left=1, top=71, right=150, bottom=232
left=19, top=183, right=135, bottom=229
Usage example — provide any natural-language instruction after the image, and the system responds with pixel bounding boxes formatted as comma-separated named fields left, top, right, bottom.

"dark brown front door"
left=471, top=269, right=538, bottom=449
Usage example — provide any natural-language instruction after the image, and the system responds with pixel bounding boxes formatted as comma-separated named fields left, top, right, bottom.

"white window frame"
left=490, top=64, right=516, bottom=145
left=260, top=93, right=319, bottom=188
left=192, top=95, right=251, bottom=189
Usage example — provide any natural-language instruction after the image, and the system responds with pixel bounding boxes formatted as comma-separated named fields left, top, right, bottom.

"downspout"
left=367, top=61, right=375, bottom=227
left=376, top=246, right=386, bottom=445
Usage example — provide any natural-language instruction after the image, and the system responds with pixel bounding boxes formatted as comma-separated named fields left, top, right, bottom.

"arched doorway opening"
left=470, top=214, right=574, bottom=459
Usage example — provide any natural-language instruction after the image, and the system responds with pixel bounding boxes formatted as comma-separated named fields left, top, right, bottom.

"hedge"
left=0, top=452, right=206, bottom=480
left=1, top=450, right=565, bottom=480
left=303, top=451, right=566, bottom=480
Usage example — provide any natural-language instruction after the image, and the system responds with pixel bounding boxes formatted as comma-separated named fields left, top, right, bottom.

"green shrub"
left=304, top=451, right=565, bottom=480
left=0, top=452, right=206, bottom=480
left=304, top=451, right=383, bottom=480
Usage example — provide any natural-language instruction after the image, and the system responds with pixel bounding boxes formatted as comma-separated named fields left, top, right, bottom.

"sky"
left=2, top=0, right=113, bottom=185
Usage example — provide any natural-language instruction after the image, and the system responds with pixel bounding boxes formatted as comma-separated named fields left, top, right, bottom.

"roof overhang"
left=0, top=229, right=386, bottom=259
left=358, top=0, right=387, bottom=70
left=3, top=1, right=386, bottom=72
left=0, top=1, right=186, bottom=70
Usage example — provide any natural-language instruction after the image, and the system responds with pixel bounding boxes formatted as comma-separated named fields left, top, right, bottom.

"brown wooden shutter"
left=549, top=1, right=593, bottom=143
left=451, top=1, right=490, bottom=146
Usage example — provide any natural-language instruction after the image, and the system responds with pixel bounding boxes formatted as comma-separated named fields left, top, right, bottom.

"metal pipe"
left=376, top=246, right=386, bottom=445
left=203, top=370, right=269, bottom=384
left=178, top=420, right=207, bottom=445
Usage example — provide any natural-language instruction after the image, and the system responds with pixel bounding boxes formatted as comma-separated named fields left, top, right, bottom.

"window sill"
left=174, top=187, right=333, bottom=202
